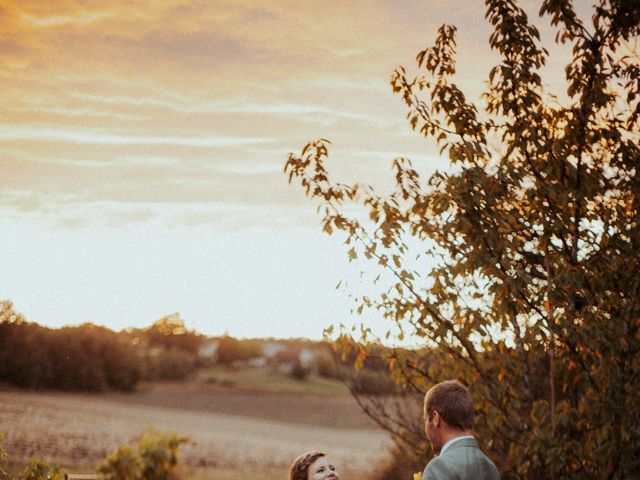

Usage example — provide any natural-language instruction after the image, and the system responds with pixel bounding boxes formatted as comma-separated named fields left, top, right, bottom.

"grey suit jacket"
left=422, top=438, right=499, bottom=480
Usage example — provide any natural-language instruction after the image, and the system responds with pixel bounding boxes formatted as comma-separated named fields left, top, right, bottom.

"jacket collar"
left=440, top=436, right=477, bottom=455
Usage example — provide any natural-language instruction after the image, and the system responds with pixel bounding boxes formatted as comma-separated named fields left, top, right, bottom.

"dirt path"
left=0, top=386, right=390, bottom=477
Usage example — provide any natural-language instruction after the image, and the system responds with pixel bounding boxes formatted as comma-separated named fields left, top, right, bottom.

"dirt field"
left=0, top=383, right=390, bottom=479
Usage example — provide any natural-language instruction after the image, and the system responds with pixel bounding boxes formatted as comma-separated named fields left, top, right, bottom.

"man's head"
left=423, top=380, right=474, bottom=453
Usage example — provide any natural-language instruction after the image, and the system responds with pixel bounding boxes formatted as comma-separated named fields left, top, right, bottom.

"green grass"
left=193, top=365, right=350, bottom=396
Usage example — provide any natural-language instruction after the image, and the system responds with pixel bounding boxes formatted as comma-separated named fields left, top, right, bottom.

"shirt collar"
left=440, top=435, right=475, bottom=455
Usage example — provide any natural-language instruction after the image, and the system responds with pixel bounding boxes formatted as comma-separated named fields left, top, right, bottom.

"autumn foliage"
left=286, top=1, right=639, bottom=478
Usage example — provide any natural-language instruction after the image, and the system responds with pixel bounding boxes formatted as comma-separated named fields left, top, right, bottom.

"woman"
left=288, top=451, right=339, bottom=480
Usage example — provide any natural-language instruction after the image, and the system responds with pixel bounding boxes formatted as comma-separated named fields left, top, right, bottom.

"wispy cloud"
left=67, top=93, right=386, bottom=127
left=0, top=125, right=273, bottom=147
left=0, top=0, right=578, bottom=230
left=20, top=10, right=115, bottom=27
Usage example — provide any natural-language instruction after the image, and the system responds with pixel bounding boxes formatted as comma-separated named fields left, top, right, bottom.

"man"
left=422, top=380, right=499, bottom=480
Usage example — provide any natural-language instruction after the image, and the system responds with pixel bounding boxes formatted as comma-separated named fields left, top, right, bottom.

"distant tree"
left=144, top=313, right=202, bottom=354
left=286, top=1, right=639, bottom=478
left=215, top=335, right=261, bottom=364
left=0, top=300, right=24, bottom=324
left=0, top=301, right=142, bottom=391
left=289, top=360, right=309, bottom=381
left=315, top=344, right=342, bottom=379
left=272, top=343, right=302, bottom=365
left=147, top=349, right=195, bottom=381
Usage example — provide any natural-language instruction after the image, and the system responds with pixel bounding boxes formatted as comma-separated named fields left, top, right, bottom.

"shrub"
left=16, top=460, right=63, bottom=480
left=98, top=445, right=143, bottom=480
left=2, top=427, right=188, bottom=480
left=98, top=429, right=189, bottom=480
left=147, top=349, right=196, bottom=381
left=352, top=368, right=398, bottom=395
left=215, top=336, right=261, bottom=365
left=138, top=430, right=189, bottom=480
left=289, top=360, right=309, bottom=381
left=314, top=350, right=340, bottom=379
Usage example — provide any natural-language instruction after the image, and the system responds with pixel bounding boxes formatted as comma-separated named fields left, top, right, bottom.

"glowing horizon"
left=0, top=1, right=588, bottom=339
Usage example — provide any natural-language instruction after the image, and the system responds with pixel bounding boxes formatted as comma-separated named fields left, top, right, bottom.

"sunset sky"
left=0, top=1, right=587, bottom=339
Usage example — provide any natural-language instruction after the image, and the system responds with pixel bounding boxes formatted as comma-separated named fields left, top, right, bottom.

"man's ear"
left=432, top=410, right=442, bottom=427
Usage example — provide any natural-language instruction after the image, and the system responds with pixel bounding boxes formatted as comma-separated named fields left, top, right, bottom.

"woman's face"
left=307, top=456, right=339, bottom=480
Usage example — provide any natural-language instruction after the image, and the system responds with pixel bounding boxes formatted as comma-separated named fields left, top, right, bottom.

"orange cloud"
left=1, top=0, right=589, bottom=229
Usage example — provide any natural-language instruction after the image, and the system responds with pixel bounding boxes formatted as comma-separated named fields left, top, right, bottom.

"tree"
left=145, top=313, right=202, bottom=354
left=285, top=1, right=639, bottom=478
left=215, top=335, right=261, bottom=364
left=0, top=301, right=142, bottom=391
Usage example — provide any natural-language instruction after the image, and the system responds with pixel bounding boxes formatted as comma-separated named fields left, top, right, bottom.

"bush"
left=215, top=336, right=261, bottom=365
left=98, top=445, right=143, bottom=480
left=352, top=368, right=398, bottom=395
left=147, top=349, right=196, bottom=381
left=16, top=460, right=63, bottom=480
left=289, top=360, right=309, bottom=381
left=139, top=430, right=189, bottom=480
left=314, top=350, right=341, bottom=379
left=3, top=422, right=188, bottom=480
left=98, top=429, right=189, bottom=480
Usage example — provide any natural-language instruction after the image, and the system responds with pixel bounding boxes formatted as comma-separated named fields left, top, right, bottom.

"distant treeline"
left=0, top=301, right=200, bottom=392
left=0, top=319, right=142, bottom=391
left=0, top=300, right=400, bottom=394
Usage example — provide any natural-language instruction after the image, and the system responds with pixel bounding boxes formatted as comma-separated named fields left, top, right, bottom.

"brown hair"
left=288, top=451, right=325, bottom=480
left=424, top=380, right=474, bottom=431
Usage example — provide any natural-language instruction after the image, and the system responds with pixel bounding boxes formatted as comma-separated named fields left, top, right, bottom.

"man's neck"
left=439, top=431, right=474, bottom=455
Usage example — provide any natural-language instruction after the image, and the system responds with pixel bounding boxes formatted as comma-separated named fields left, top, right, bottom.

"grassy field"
left=193, top=365, right=351, bottom=396
left=0, top=379, right=389, bottom=480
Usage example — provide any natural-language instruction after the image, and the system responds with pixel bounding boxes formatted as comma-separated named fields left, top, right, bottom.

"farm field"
left=0, top=382, right=390, bottom=480
left=193, top=365, right=352, bottom=397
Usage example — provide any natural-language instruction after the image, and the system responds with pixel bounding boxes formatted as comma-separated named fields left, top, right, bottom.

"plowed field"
left=0, top=383, right=390, bottom=479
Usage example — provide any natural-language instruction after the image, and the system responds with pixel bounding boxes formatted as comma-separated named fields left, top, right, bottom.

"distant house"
left=263, top=341, right=286, bottom=359
left=198, top=340, right=219, bottom=359
left=299, top=348, right=315, bottom=368
left=267, top=343, right=319, bottom=375
left=248, top=357, right=267, bottom=367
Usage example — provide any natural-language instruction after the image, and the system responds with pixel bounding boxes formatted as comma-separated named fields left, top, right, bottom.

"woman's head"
left=288, top=451, right=339, bottom=480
